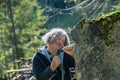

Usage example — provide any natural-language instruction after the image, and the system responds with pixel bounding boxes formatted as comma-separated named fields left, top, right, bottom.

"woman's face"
left=54, top=35, right=66, bottom=49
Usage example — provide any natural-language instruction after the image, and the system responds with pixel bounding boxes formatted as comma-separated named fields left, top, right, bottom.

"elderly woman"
left=32, top=28, right=76, bottom=80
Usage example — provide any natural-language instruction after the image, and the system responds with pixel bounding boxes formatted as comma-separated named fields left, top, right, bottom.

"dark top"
left=32, top=48, right=76, bottom=80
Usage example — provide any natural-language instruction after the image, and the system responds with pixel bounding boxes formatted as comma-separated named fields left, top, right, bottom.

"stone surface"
left=71, top=11, right=120, bottom=80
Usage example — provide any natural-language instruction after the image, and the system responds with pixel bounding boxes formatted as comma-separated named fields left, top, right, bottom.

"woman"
left=32, top=28, right=76, bottom=80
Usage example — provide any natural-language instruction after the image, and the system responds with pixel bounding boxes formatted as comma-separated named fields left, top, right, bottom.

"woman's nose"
left=59, top=41, right=64, bottom=47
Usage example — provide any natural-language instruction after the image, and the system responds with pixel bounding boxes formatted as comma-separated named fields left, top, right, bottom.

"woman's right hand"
left=50, top=56, right=60, bottom=72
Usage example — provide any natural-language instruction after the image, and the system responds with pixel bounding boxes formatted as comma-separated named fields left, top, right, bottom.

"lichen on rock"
left=71, top=11, right=120, bottom=80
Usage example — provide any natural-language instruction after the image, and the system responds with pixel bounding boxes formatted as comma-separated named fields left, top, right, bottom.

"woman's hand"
left=50, top=56, right=60, bottom=72
left=62, top=46, right=74, bottom=57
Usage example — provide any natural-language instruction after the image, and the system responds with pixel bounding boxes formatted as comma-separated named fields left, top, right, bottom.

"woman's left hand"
left=62, top=46, right=74, bottom=57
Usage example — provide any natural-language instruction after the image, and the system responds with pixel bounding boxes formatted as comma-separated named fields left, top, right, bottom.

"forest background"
left=0, top=0, right=120, bottom=79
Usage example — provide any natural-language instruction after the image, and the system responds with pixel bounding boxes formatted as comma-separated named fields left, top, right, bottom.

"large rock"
left=71, top=11, right=120, bottom=80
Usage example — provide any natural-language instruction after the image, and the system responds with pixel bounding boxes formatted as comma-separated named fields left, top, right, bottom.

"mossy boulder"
left=71, top=11, right=120, bottom=80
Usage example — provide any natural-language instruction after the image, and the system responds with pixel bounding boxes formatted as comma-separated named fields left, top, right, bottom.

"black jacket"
left=32, top=48, right=76, bottom=80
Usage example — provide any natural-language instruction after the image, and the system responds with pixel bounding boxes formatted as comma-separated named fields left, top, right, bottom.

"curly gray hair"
left=42, top=28, right=70, bottom=46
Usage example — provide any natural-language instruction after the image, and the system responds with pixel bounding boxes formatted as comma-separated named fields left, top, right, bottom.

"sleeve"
left=65, top=53, right=75, bottom=67
left=65, top=53, right=77, bottom=80
left=32, top=53, right=56, bottom=80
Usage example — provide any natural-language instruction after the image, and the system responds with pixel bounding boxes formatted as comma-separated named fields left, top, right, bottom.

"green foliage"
left=116, top=2, right=120, bottom=11
left=0, top=0, right=48, bottom=77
